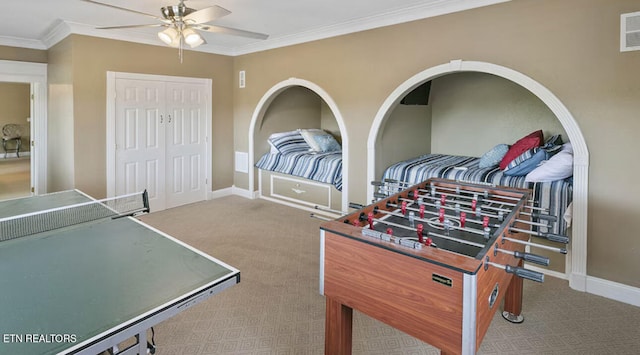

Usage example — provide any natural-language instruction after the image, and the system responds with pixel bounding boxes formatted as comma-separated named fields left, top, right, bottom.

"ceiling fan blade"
left=193, top=24, right=269, bottom=40
left=184, top=5, right=231, bottom=25
left=96, top=24, right=165, bottom=30
left=81, top=0, right=165, bottom=22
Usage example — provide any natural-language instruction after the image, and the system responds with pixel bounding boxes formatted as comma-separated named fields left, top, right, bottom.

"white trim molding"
left=247, top=77, right=349, bottom=212
left=367, top=59, right=589, bottom=292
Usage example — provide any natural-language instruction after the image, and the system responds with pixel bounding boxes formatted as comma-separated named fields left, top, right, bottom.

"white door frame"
left=106, top=71, right=212, bottom=203
left=0, top=60, right=47, bottom=195
left=367, top=60, right=589, bottom=292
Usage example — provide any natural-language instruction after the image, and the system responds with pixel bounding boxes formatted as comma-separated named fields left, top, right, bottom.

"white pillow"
left=524, top=143, right=573, bottom=182
left=299, top=128, right=328, bottom=152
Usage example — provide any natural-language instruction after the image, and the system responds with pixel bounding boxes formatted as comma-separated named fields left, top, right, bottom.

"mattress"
left=256, top=151, right=343, bottom=191
left=381, top=154, right=573, bottom=236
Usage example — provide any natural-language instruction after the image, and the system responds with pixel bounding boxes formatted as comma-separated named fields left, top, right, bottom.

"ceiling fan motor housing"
left=161, top=2, right=196, bottom=22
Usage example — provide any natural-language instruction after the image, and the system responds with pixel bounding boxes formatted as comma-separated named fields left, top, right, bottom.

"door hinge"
left=31, top=187, right=35, bottom=193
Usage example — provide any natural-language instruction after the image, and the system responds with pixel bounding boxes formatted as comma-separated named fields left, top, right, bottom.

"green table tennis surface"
left=0, top=191, right=240, bottom=354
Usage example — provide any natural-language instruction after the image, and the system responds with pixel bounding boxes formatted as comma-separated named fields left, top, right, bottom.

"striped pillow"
left=267, top=131, right=310, bottom=154
left=504, top=147, right=549, bottom=176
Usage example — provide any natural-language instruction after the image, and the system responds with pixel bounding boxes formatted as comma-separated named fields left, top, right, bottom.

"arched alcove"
left=367, top=60, right=588, bottom=291
left=248, top=78, right=349, bottom=212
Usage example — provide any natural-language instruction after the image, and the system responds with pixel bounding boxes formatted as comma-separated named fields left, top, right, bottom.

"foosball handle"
left=504, top=265, right=545, bottom=283
left=513, top=251, right=550, bottom=266
left=531, top=213, right=557, bottom=222
left=349, top=202, right=365, bottom=210
left=544, top=233, right=570, bottom=244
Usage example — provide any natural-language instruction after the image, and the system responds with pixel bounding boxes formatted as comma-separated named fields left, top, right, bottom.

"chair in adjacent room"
left=2, top=124, right=22, bottom=158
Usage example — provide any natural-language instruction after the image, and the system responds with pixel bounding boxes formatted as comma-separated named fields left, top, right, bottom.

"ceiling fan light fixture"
left=183, top=27, right=205, bottom=48
left=158, top=27, right=179, bottom=46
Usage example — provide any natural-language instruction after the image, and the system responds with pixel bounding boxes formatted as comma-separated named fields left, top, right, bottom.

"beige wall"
left=47, top=38, right=75, bottom=192
left=0, top=82, right=31, bottom=153
left=49, top=35, right=235, bottom=198
left=376, top=104, right=431, bottom=178
left=429, top=72, right=567, bottom=156
left=232, top=0, right=640, bottom=287
left=0, top=45, right=47, bottom=63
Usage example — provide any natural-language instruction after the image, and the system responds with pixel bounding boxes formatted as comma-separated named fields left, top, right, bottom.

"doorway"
left=0, top=60, right=47, bottom=200
left=0, top=82, right=31, bottom=199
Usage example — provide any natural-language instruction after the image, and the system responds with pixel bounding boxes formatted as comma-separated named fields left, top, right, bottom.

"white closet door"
left=164, top=82, right=207, bottom=209
left=115, top=79, right=166, bottom=211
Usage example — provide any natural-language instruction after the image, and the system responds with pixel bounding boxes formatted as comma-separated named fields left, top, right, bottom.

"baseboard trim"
left=586, top=276, right=640, bottom=307
left=230, top=186, right=258, bottom=199
left=208, top=187, right=233, bottom=200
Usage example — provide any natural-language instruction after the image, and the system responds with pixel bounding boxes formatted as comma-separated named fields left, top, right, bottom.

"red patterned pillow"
left=499, top=130, right=544, bottom=170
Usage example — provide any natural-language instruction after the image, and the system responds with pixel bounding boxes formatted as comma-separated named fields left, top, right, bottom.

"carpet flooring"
left=139, top=196, right=640, bottom=355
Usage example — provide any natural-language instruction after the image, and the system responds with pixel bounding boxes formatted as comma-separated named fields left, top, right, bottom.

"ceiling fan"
left=82, top=0, right=269, bottom=60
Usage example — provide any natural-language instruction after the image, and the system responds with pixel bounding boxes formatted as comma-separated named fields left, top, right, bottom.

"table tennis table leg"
left=107, top=330, right=151, bottom=355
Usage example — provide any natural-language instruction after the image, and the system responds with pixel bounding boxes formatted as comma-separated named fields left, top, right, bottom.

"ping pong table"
left=0, top=190, right=240, bottom=355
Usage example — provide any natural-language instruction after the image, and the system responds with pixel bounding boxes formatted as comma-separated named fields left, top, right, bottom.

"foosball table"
left=318, top=178, right=568, bottom=355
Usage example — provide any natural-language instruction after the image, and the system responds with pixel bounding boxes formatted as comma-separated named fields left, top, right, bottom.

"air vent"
left=621, top=11, right=640, bottom=52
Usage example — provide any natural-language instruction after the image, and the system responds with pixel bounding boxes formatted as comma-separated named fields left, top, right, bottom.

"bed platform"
left=255, top=129, right=343, bottom=214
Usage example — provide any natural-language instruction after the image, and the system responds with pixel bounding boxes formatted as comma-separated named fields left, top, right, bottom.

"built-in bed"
left=256, top=129, right=343, bottom=212
left=378, top=131, right=573, bottom=236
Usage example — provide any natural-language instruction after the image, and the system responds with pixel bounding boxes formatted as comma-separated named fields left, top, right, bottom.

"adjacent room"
left=1, top=0, right=639, bottom=354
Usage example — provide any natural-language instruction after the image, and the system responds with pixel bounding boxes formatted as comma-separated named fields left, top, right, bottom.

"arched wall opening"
left=248, top=78, right=349, bottom=212
left=367, top=60, right=588, bottom=291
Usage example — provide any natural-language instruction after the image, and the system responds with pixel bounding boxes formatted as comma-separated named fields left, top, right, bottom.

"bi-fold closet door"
left=114, top=78, right=208, bottom=212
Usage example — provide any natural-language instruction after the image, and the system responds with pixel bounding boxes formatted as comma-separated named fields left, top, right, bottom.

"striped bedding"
left=255, top=151, right=343, bottom=191
left=381, top=154, right=573, bottom=235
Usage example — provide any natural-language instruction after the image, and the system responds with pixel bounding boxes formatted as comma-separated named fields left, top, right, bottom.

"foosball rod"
left=374, top=181, right=514, bottom=211
left=509, top=226, right=570, bottom=244
left=395, top=197, right=502, bottom=223
left=377, top=179, right=550, bottom=213
left=485, top=260, right=545, bottom=283
left=375, top=205, right=490, bottom=238
left=421, top=184, right=551, bottom=214
left=502, top=236, right=567, bottom=254
left=392, top=197, right=563, bottom=243
left=383, top=187, right=557, bottom=224
left=309, top=213, right=333, bottom=221
left=380, top=179, right=531, bottom=205
left=363, top=215, right=486, bottom=249
left=494, top=245, right=550, bottom=266
left=404, top=190, right=513, bottom=214
left=402, top=185, right=557, bottom=222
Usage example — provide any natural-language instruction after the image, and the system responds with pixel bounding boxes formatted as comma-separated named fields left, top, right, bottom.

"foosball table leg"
left=502, top=259, right=525, bottom=324
left=325, top=297, right=353, bottom=355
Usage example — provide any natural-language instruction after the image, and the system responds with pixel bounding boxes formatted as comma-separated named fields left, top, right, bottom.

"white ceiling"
left=0, top=0, right=508, bottom=56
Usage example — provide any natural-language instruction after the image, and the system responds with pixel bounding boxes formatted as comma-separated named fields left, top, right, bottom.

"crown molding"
left=229, top=0, right=509, bottom=55
left=9, top=0, right=508, bottom=56
left=0, top=36, right=47, bottom=50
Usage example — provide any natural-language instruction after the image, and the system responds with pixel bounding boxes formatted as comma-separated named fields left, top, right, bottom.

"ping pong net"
left=0, top=190, right=149, bottom=242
